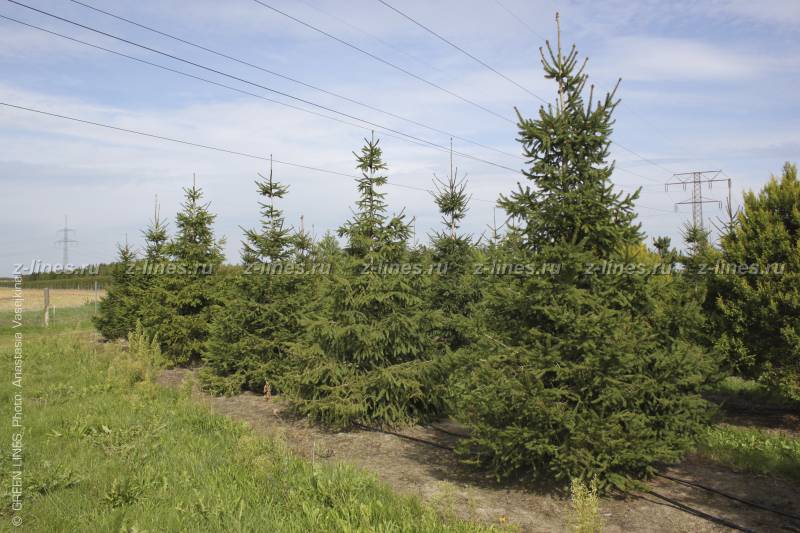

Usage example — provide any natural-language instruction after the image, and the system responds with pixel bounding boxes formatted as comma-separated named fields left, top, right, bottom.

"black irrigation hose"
left=353, top=423, right=455, bottom=451
left=361, top=423, right=794, bottom=531
left=642, top=490, right=757, bottom=533
left=426, top=424, right=800, bottom=524
left=656, top=473, right=800, bottom=522
left=427, top=424, right=470, bottom=439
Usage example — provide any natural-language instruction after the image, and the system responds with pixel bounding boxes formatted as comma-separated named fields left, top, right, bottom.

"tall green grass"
left=0, top=322, right=499, bottom=532
left=696, top=425, right=800, bottom=483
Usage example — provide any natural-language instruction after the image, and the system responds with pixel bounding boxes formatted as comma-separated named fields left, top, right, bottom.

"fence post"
left=94, top=280, right=98, bottom=315
left=43, top=287, right=50, bottom=327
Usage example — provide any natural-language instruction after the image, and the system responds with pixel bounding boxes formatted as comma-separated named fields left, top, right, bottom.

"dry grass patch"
left=0, top=287, right=104, bottom=312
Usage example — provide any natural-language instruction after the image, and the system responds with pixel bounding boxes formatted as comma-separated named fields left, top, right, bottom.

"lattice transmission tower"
left=665, top=170, right=731, bottom=230
left=55, top=215, right=78, bottom=265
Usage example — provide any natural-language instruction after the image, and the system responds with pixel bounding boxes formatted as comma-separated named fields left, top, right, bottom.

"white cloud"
left=599, top=36, right=762, bottom=81
left=721, top=0, right=800, bottom=26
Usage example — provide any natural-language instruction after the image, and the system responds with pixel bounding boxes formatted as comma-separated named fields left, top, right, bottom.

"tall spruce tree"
left=713, top=162, right=800, bottom=400
left=203, top=159, right=311, bottom=394
left=429, top=153, right=480, bottom=350
left=93, top=239, right=139, bottom=340
left=142, top=177, right=224, bottom=365
left=449, top=27, right=714, bottom=489
left=130, top=197, right=171, bottom=331
left=292, top=135, right=442, bottom=428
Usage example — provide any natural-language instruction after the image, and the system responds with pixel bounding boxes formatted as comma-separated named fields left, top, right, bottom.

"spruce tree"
left=95, top=198, right=172, bottom=341
left=93, top=239, right=140, bottom=340
left=142, top=196, right=169, bottom=263
left=449, top=30, right=714, bottom=489
left=652, top=236, right=679, bottom=267
left=713, top=162, right=800, bottom=400
left=143, top=178, right=224, bottom=365
left=429, top=157, right=480, bottom=350
left=292, top=135, right=442, bottom=428
left=203, top=159, right=310, bottom=394
left=129, top=197, right=171, bottom=331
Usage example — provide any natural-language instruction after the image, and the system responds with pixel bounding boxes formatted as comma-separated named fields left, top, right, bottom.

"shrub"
left=569, top=477, right=602, bottom=532
left=712, top=162, right=800, bottom=400
left=107, top=322, right=164, bottom=386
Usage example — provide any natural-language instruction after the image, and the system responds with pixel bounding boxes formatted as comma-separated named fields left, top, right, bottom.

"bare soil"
left=158, top=368, right=800, bottom=532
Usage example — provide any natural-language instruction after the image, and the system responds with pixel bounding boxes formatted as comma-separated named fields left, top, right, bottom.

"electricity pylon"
left=55, top=215, right=78, bottom=266
left=665, top=170, right=731, bottom=230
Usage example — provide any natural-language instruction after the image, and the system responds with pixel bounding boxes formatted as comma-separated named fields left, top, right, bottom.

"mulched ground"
left=158, top=368, right=800, bottom=532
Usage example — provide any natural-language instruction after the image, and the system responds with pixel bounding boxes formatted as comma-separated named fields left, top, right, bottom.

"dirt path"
left=158, top=369, right=800, bottom=532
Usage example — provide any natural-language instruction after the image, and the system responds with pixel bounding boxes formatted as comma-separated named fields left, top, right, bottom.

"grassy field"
left=0, top=306, right=497, bottom=532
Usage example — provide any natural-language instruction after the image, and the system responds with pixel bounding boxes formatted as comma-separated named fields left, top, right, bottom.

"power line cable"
left=0, top=101, right=673, bottom=218
left=65, top=0, right=520, bottom=161
left=248, top=0, right=513, bottom=124
left=2, top=14, right=500, bottom=167
left=0, top=101, right=500, bottom=203
left=1, top=6, right=676, bottom=215
left=614, top=165, right=662, bottom=184
left=612, top=141, right=676, bottom=177
left=491, top=0, right=547, bottom=42
left=376, top=0, right=546, bottom=105
left=494, top=0, right=708, bottom=176
left=374, top=0, right=678, bottom=178
left=4, top=1, right=519, bottom=173
left=293, top=0, right=449, bottom=77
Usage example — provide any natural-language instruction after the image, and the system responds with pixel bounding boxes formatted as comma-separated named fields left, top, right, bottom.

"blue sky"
left=1, top=0, right=798, bottom=271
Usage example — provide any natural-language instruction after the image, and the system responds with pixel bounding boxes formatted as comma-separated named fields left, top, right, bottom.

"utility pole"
left=55, top=215, right=78, bottom=266
left=665, top=171, right=730, bottom=230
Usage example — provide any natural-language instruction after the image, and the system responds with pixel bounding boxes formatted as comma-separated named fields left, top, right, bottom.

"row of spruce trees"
left=94, top=37, right=799, bottom=489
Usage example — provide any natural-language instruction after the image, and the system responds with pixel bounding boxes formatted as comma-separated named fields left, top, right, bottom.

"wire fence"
left=0, top=276, right=111, bottom=290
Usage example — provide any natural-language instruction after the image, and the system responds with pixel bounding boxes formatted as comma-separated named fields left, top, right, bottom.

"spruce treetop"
left=431, top=147, right=471, bottom=242
left=242, top=157, right=294, bottom=264
left=169, top=176, right=225, bottom=266
left=339, top=133, right=410, bottom=259
left=142, top=196, right=169, bottom=262
left=116, top=239, right=136, bottom=265
left=500, top=21, right=641, bottom=257
left=292, top=215, right=314, bottom=259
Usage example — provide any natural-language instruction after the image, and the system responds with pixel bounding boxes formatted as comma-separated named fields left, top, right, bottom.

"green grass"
left=0, top=319, right=498, bottom=532
left=2, top=303, right=98, bottom=336
left=696, top=425, right=800, bottom=483
left=708, top=376, right=800, bottom=410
